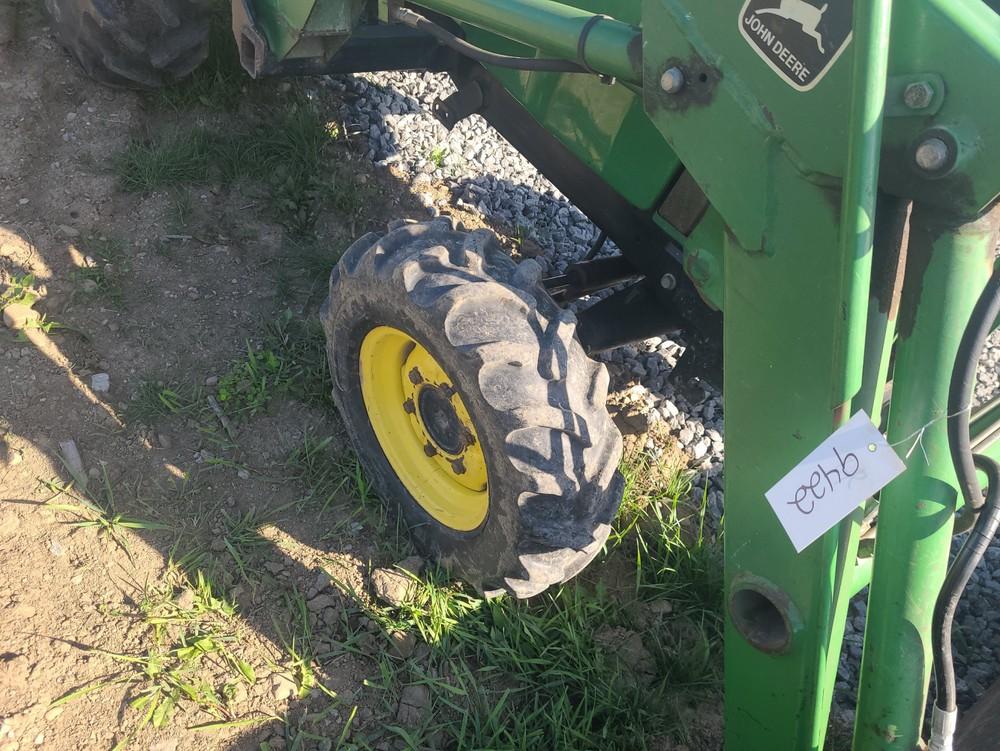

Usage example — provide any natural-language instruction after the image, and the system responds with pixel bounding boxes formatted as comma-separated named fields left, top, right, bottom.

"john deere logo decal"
left=739, top=0, right=852, bottom=91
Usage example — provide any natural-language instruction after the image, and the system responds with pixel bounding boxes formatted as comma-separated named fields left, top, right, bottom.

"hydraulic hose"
left=947, top=266, right=1000, bottom=521
left=393, top=8, right=588, bottom=73
left=930, top=262, right=1000, bottom=750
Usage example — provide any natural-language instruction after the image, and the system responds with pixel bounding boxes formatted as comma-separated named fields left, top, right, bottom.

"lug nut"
left=903, top=81, right=934, bottom=110
left=660, top=67, right=685, bottom=94
left=915, top=137, right=950, bottom=172
left=660, top=273, right=677, bottom=290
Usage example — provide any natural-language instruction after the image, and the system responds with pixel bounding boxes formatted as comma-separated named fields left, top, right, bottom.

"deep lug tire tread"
left=322, top=219, right=624, bottom=598
left=46, top=0, right=212, bottom=88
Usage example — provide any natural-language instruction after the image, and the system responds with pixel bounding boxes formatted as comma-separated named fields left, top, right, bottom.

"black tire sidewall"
left=329, top=283, right=526, bottom=590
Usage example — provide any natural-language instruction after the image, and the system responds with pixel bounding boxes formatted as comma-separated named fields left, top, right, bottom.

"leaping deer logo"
left=756, top=0, right=828, bottom=53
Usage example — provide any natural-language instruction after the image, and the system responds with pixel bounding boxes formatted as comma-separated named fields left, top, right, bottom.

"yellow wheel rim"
left=359, top=325, right=488, bottom=531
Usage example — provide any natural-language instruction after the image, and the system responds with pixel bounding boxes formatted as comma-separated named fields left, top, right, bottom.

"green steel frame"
left=233, top=0, right=1000, bottom=747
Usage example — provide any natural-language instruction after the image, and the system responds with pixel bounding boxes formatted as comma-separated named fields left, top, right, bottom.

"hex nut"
left=903, top=81, right=934, bottom=110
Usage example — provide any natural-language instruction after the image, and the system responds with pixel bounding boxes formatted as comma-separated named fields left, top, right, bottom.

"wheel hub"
left=417, top=385, right=467, bottom=456
left=359, top=325, right=488, bottom=531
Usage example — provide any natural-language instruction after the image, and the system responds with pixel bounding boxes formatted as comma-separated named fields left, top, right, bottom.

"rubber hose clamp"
left=577, top=14, right=615, bottom=84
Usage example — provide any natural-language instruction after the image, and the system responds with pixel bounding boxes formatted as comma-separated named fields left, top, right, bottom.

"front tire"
left=321, top=219, right=624, bottom=598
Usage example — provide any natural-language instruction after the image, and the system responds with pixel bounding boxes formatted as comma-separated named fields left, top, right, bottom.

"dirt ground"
left=0, top=4, right=727, bottom=751
left=0, top=7, right=430, bottom=751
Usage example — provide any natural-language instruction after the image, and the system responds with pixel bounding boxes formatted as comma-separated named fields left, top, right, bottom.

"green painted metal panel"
left=249, top=0, right=366, bottom=60
left=461, top=19, right=684, bottom=212
left=853, top=207, right=999, bottom=751
left=419, top=0, right=643, bottom=81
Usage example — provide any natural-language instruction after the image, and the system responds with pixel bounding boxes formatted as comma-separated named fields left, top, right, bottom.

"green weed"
left=70, top=236, right=129, bottom=307
left=0, top=273, right=39, bottom=307
left=52, top=568, right=274, bottom=747
left=284, top=432, right=353, bottom=512
left=126, top=379, right=204, bottom=424
left=215, top=310, right=330, bottom=418
left=428, top=145, right=448, bottom=169
left=42, top=468, right=168, bottom=559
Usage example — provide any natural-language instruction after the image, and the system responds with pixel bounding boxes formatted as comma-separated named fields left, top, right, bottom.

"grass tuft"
left=54, top=567, right=270, bottom=746
left=152, top=16, right=249, bottom=113
left=115, top=106, right=367, bottom=237
left=215, top=309, right=331, bottom=418
left=126, top=379, right=204, bottom=424
left=346, top=457, right=724, bottom=750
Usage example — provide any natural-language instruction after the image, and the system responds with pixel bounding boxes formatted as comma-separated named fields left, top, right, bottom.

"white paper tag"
left=764, top=410, right=906, bottom=553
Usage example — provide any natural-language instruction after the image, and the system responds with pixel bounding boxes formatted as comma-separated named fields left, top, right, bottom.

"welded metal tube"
left=835, top=0, right=894, bottom=414
left=412, top=0, right=642, bottom=83
left=852, top=207, right=999, bottom=751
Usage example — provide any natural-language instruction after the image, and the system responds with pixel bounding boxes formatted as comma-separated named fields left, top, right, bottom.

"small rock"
left=313, top=569, right=332, bottom=592
left=270, top=672, right=297, bottom=701
left=237, top=468, right=250, bottom=480
left=175, top=588, right=196, bottom=611
left=56, top=225, right=80, bottom=238
left=205, top=375, right=219, bottom=387
left=48, top=540, right=65, bottom=557
left=648, top=599, right=674, bottom=616
left=372, top=568, right=416, bottom=607
left=395, top=684, right=429, bottom=726
left=263, top=560, right=285, bottom=574
left=307, top=594, right=337, bottom=613
left=396, top=556, right=425, bottom=576
left=90, top=373, right=110, bottom=392
left=389, top=630, right=417, bottom=659
left=3, top=303, right=39, bottom=330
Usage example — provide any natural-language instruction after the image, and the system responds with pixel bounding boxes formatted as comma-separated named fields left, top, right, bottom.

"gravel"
left=327, top=70, right=1000, bottom=718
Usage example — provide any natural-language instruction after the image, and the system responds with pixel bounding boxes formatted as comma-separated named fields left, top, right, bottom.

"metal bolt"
left=903, top=81, right=935, bottom=110
left=915, top=137, right=950, bottom=172
left=660, top=273, right=677, bottom=290
left=660, top=67, right=685, bottom=94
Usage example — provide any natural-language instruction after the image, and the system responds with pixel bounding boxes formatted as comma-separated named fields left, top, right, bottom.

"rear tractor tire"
left=320, top=218, right=625, bottom=598
left=46, top=0, right=212, bottom=88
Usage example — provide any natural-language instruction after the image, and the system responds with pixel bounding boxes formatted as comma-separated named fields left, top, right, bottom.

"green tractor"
left=47, top=0, right=1000, bottom=748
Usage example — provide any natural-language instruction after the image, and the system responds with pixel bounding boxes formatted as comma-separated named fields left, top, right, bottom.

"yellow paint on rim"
left=359, top=325, right=488, bottom=531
